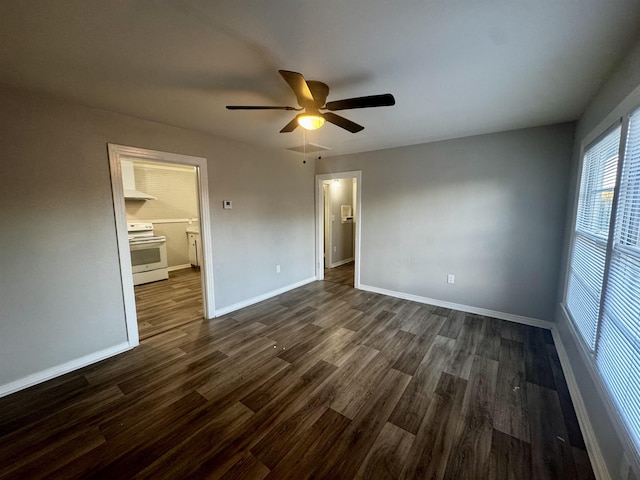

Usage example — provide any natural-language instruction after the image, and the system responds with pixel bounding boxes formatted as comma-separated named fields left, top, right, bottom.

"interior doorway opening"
left=125, top=158, right=204, bottom=340
left=108, top=144, right=215, bottom=348
left=316, top=171, right=361, bottom=289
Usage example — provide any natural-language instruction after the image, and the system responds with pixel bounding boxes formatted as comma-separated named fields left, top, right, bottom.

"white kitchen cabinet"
left=187, top=231, right=202, bottom=267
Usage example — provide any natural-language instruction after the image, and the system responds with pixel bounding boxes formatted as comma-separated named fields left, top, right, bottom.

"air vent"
left=287, top=142, right=331, bottom=154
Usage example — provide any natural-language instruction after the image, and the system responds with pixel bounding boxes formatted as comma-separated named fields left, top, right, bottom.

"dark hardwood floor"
left=0, top=272, right=595, bottom=479
left=135, top=268, right=203, bottom=340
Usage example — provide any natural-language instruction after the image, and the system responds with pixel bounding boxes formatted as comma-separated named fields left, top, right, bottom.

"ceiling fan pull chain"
left=303, top=129, right=307, bottom=164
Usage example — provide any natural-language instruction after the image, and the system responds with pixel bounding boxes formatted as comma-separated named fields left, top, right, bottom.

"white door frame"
left=323, top=183, right=332, bottom=269
left=315, top=171, right=362, bottom=288
left=108, top=143, right=215, bottom=347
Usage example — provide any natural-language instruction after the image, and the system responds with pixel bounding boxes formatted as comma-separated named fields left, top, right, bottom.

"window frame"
left=563, top=109, right=640, bottom=471
left=565, top=122, right=623, bottom=352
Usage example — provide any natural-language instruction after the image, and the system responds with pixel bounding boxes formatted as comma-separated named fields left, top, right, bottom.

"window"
left=566, top=108, right=640, bottom=455
left=566, top=126, right=621, bottom=349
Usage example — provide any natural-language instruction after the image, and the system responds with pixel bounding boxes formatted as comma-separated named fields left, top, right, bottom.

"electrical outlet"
left=447, top=274, right=455, bottom=284
left=333, top=246, right=337, bottom=253
left=276, top=265, right=280, bottom=273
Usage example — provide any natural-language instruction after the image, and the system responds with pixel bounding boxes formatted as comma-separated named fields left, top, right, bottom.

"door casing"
left=108, top=143, right=215, bottom=347
left=315, top=171, right=361, bottom=287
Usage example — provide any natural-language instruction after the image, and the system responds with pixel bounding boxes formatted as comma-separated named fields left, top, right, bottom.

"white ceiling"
left=1, top=1, right=639, bottom=157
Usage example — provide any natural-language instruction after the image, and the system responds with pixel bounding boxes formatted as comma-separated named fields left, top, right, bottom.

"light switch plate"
left=223, top=200, right=232, bottom=209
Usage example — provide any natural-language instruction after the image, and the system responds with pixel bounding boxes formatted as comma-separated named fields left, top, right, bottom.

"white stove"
left=128, top=222, right=165, bottom=242
left=127, top=222, right=168, bottom=285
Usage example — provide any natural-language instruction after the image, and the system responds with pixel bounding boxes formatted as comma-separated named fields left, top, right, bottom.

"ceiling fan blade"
left=323, top=112, right=364, bottom=133
left=279, top=70, right=314, bottom=106
left=226, top=105, right=297, bottom=110
left=280, top=117, right=299, bottom=133
left=325, top=93, right=395, bottom=111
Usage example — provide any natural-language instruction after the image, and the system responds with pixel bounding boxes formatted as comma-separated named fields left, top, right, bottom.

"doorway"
left=316, top=171, right=361, bottom=289
left=125, top=159, right=203, bottom=340
left=108, top=144, right=215, bottom=348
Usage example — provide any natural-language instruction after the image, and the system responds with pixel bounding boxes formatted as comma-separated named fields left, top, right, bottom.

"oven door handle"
left=130, top=243, right=165, bottom=250
left=130, top=239, right=166, bottom=246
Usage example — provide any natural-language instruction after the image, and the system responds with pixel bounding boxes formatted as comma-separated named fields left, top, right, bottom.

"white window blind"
left=566, top=126, right=621, bottom=348
left=597, top=109, right=640, bottom=451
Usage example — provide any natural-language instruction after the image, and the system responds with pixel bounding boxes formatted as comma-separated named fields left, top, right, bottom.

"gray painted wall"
left=329, top=178, right=354, bottom=266
left=317, top=123, right=574, bottom=321
left=556, top=37, right=640, bottom=480
left=0, top=86, right=315, bottom=389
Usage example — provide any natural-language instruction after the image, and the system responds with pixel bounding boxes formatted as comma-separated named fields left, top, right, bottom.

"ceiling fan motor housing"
left=305, top=81, right=330, bottom=108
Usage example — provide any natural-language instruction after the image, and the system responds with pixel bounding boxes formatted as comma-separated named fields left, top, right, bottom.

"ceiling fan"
left=226, top=70, right=395, bottom=133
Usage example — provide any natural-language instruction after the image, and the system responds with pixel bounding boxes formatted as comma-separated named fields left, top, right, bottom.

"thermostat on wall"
left=223, top=200, right=232, bottom=209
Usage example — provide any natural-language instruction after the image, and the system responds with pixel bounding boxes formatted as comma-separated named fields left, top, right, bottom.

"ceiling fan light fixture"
left=297, top=113, right=325, bottom=130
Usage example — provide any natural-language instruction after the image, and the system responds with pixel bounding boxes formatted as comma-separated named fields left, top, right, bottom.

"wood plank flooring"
left=325, top=261, right=355, bottom=287
left=0, top=268, right=595, bottom=479
left=135, top=268, right=203, bottom=340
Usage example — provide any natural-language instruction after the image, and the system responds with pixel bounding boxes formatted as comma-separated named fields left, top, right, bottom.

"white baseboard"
left=359, top=283, right=553, bottom=329
left=214, top=277, right=317, bottom=317
left=551, top=325, right=611, bottom=480
left=168, top=263, right=192, bottom=272
left=330, top=257, right=354, bottom=268
left=0, top=342, right=132, bottom=398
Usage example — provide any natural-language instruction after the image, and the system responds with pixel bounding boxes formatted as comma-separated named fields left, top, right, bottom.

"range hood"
left=121, top=159, right=156, bottom=200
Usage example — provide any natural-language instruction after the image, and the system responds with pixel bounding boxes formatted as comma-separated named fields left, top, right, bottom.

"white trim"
left=108, top=144, right=216, bottom=351
left=108, top=145, right=139, bottom=347
left=316, top=171, right=362, bottom=289
left=194, top=156, right=215, bottom=320
left=330, top=257, right=354, bottom=268
left=359, top=283, right=553, bottom=329
left=214, top=277, right=316, bottom=317
left=0, top=343, right=131, bottom=398
left=551, top=324, right=611, bottom=480
left=168, top=264, right=192, bottom=272
left=558, top=304, right=640, bottom=478
left=324, top=183, right=332, bottom=269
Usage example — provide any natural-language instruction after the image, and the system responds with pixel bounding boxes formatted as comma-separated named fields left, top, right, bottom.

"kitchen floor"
left=135, top=268, right=203, bottom=340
